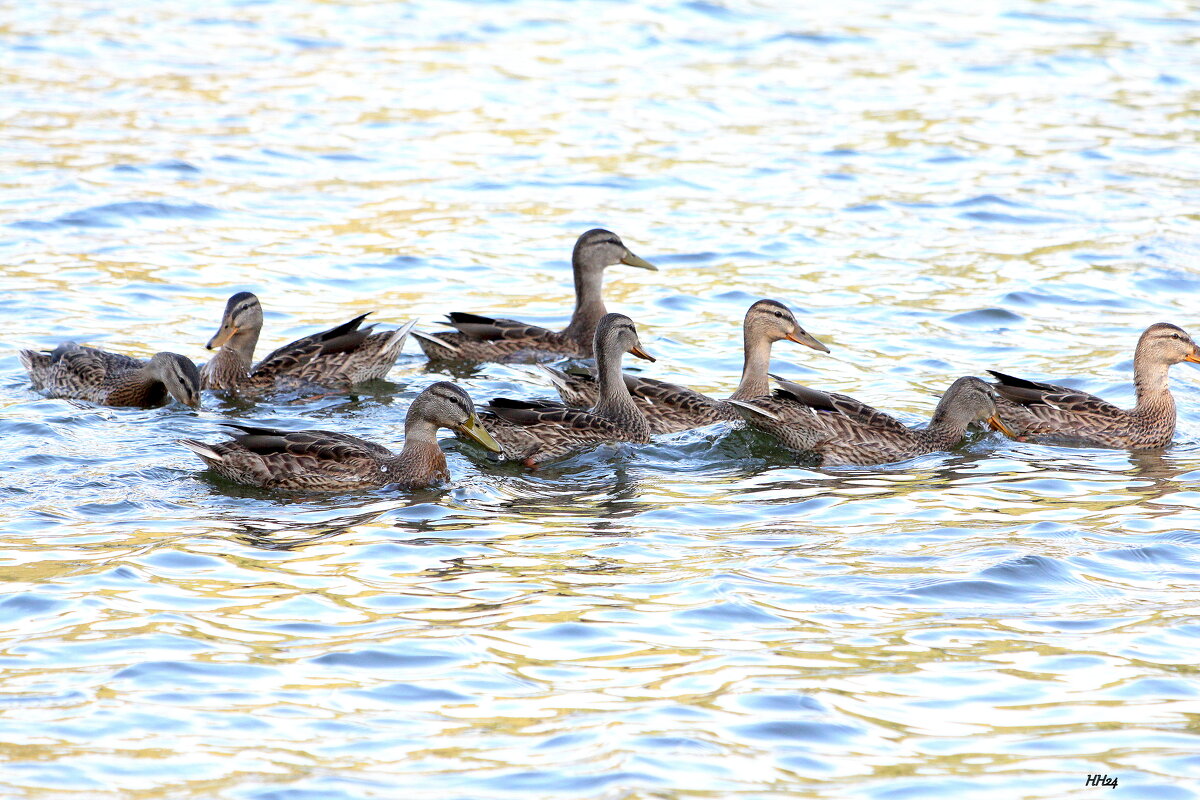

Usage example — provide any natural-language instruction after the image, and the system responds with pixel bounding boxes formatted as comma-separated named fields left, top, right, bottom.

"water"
left=2, top=0, right=1199, bottom=797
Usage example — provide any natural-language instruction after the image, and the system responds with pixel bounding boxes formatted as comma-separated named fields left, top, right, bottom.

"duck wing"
left=251, top=314, right=375, bottom=377
left=986, top=369, right=1128, bottom=438
left=221, top=423, right=394, bottom=462
left=541, top=366, right=728, bottom=433
left=482, top=397, right=624, bottom=435
left=987, top=370, right=1118, bottom=413
left=438, top=312, right=557, bottom=343
left=479, top=397, right=633, bottom=464
left=772, top=377, right=910, bottom=436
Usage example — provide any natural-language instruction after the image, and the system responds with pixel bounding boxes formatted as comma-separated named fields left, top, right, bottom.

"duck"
left=729, top=375, right=1013, bottom=466
left=177, top=381, right=500, bottom=491
left=200, top=292, right=415, bottom=394
left=464, top=313, right=654, bottom=466
left=20, top=343, right=201, bottom=409
left=539, top=299, right=830, bottom=433
left=411, top=229, right=657, bottom=363
left=987, top=322, right=1200, bottom=449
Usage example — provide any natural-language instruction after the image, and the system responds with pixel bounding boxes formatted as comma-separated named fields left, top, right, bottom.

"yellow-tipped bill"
left=786, top=328, right=831, bottom=354
left=1185, top=348, right=1200, bottom=364
left=206, top=325, right=238, bottom=351
left=986, top=414, right=1016, bottom=438
left=629, top=343, right=656, bottom=362
left=620, top=252, right=657, bottom=271
left=460, top=413, right=502, bottom=453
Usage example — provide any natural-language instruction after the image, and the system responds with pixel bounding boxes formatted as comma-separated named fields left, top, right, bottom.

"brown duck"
left=539, top=299, right=829, bottom=433
left=411, top=229, right=657, bottom=363
left=730, top=375, right=1013, bottom=466
left=178, top=382, right=500, bottom=491
left=465, top=313, right=654, bottom=466
left=200, top=292, right=415, bottom=394
left=20, top=343, right=201, bottom=408
left=988, top=322, right=1200, bottom=449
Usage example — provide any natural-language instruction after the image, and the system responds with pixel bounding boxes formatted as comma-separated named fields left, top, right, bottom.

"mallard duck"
left=539, top=299, right=829, bottom=433
left=177, top=381, right=500, bottom=491
left=729, top=375, right=1013, bottom=466
left=464, top=313, right=654, bottom=466
left=987, top=322, right=1200, bottom=449
left=20, top=342, right=200, bottom=408
left=201, top=292, right=415, bottom=394
left=411, top=229, right=657, bottom=362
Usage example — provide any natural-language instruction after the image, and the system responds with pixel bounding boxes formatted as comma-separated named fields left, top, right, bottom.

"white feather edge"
left=725, top=399, right=780, bottom=421
left=388, top=318, right=418, bottom=345
left=410, top=328, right=460, bottom=355
left=177, top=439, right=223, bottom=462
left=535, top=363, right=571, bottom=392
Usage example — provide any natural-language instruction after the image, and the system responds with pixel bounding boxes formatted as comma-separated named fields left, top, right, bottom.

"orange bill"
left=206, top=325, right=238, bottom=350
left=786, top=328, right=831, bottom=354
left=986, top=414, right=1016, bottom=438
left=629, top=344, right=656, bottom=362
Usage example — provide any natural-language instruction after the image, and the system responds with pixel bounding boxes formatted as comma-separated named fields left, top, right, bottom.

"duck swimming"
left=411, top=229, right=657, bottom=363
left=178, top=382, right=500, bottom=491
left=20, top=343, right=201, bottom=409
left=987, top=322, right=1200, bottom=449
left=730, top=375, right=1013, bottom=466
left=201, top=291, right=414, bottom=394
left=540, top=299, right=829, bottom=433
left=467, top=313, right=654, bottom=466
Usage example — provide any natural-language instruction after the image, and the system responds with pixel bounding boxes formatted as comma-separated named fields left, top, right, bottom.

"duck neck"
left=730, top=328, right=773, bottom=401
left=130, top=365, right=169, bottom=405
left=393, top=419, right=449, bottom=485
left=591, top=344, right=638, bottom=421
left=227, top=328, right=260, bottom=368
left=203, top=331, right=258, bottom=389
left=1132, top=354, right=1175, bottom=423
left=561, top=266, right=606, bottom=350
left=922, top=395, right=973, bottom=450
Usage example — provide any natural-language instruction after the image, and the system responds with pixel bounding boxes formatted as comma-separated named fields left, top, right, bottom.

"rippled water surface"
left=3, top=0, right=1200, bottom=797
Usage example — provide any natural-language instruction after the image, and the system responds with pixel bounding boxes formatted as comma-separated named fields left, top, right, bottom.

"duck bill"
left=459, top=413, right=502, bottom=453
left=620, top=252, right=657, bottom=271
left=786, top=328, right=830, bottom=353
left=206, top=325, right=238, bottom=350
left=629, top=344, right=656, bottom=362
left=1185, top=349, right=1200, bottom=364
left=986, top=414, right=1016, bottom=438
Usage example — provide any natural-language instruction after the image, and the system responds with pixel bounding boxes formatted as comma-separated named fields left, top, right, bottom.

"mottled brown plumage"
left=178, top=382, right=500, bottom=491
left=469, top=313, right=654, bottom=466
left=730, top=375, right=1012, bottom=466
left=412, top=229, right=657, bottom=363
left=20, top=342, right=200, bottom=408
left=540, top=299, right=830, bottom=433
left=200, top=292, right=414, bottom=395
left=988, top=322, right=1200, bottom=449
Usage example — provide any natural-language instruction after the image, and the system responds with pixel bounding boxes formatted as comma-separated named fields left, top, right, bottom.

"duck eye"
left=773, top=311, right=782, bottom=318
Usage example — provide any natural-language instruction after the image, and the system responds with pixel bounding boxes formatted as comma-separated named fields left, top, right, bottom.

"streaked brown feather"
left=21, top=343, right=199, bottom=408
left=475, top=313, right=654, bottom=465
left=734, top=376, right=1003, bottom=466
